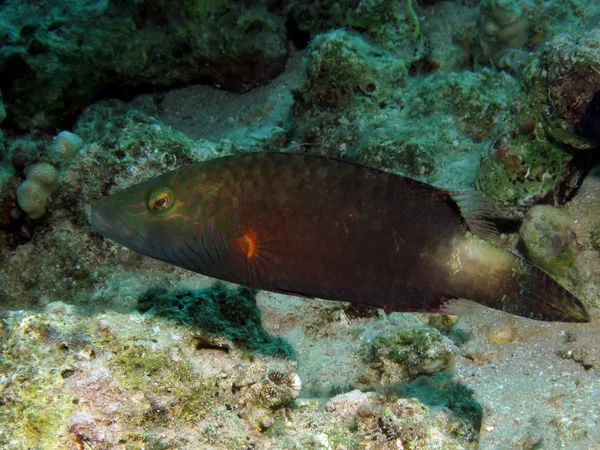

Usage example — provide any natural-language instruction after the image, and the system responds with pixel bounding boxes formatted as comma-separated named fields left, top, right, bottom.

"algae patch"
left=138, top=282, right=294, bottom=358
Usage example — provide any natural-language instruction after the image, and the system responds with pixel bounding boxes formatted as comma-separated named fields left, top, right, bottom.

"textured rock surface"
left=521, top=28, right=600, bottom=150
left=362, top=327, right=458, bottom=383
left=0, top=306, right=478, bottom=449
left=520, top=205, right=578, bottom=277
left=0, top=0, right=288, bottom=130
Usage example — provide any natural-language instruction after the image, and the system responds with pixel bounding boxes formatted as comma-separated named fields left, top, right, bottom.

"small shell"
left=289, top=373, right=302, bottom=396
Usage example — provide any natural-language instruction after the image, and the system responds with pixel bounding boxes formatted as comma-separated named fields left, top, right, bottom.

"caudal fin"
left=499, top=257, right=590, bottom=323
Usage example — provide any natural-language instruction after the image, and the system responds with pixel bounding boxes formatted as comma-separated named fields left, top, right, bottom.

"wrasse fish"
left=90, top=152, right=589, bottom=322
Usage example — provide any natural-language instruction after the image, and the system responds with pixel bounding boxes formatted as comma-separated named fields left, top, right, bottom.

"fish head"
left=90, top=170, right=180, bottom=257
left=90, top=164, right=233, bottom=270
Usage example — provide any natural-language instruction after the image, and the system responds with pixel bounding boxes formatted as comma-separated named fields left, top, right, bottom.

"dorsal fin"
left=450, top=190, right=500, bottom=245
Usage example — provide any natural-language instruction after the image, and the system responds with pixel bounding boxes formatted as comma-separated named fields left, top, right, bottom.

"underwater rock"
left=1, top=106, right=222, bottom=310
left=577, top=90, right=600, bottom=144
left=0, top=307, right=481, bottom=449
left=417, top=313, right=460, bottom=333
left=294, top=29, right=407, bottom=112
left=0, top=0, right=288, bottom=130
left=0, top=308, right=296, bottom=449
left=363, top=327, right=457, bottom=384
left=294, top=42, right=518, bottom=189
left=7, top=137, right=47, bottom=173
left=521, top=28, right=600, bottom=150
left=420, top=2, right=478, bottom=72
left=519, top=205, right=578, bottom=277
left=476, top=131, right=574, bottom=209
left=16, top=163, right=60, bottom=220
left=324, top=386, right=480, bottom=449
left=288, top=0, right=423, bottom=62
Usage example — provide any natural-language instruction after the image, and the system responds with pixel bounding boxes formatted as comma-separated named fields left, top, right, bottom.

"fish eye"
left=148, top=188, right=175, bottom=215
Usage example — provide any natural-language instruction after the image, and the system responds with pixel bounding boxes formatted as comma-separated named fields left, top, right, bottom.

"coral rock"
left=519, top=204, right=577, bottom=277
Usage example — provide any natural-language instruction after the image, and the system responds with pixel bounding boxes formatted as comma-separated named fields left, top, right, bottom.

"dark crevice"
left=286, top=16, right=310, bottom=50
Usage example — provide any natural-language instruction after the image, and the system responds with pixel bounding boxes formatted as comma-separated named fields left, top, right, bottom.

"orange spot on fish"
left=237, top=226, right=258, bottom=258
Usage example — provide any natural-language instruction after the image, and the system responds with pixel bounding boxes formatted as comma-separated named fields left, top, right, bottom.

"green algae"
left=138, top=282, right=294, bottom=359
left=401, top=373, right=482, bottom=447
left=476, top=133, right=573, bottom=208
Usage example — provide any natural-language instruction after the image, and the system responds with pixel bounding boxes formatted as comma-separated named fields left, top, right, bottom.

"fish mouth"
left=90, top=201, right=143, bottom=246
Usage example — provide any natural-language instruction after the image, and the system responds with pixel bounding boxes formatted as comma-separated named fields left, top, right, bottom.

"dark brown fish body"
left=90, top=152, right=590, bottom=322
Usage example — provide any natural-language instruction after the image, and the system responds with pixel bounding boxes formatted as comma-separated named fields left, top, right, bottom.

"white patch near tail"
left=439, top=298, right=488, bottom=316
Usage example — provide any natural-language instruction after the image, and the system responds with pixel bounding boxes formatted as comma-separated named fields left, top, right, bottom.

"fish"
left=90, top=152, right=590, bottom=323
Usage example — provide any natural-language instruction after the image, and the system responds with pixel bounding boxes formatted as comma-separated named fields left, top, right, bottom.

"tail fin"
left=497, top=256, right=589, bottom=323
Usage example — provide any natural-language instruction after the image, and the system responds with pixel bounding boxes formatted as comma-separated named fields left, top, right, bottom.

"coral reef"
left=521, top=28, right=600, bottom=150
left=1, top=0, right=600, bottom=448
left=0, top=0, right=288, bottom=130
left=288, top=0, right=424, bottom=62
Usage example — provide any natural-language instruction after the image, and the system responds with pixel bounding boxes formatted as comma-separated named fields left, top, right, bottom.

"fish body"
left=90, top=152, right=589, bottom=322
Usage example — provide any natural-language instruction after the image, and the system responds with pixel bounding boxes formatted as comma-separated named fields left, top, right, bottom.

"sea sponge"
left=49, top=130, right=83, bottom=163
left=16, top=163, right=60, bottom=219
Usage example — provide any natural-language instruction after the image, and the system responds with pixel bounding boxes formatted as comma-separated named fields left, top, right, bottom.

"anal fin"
left=438, top=297, right=487, bottom=316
